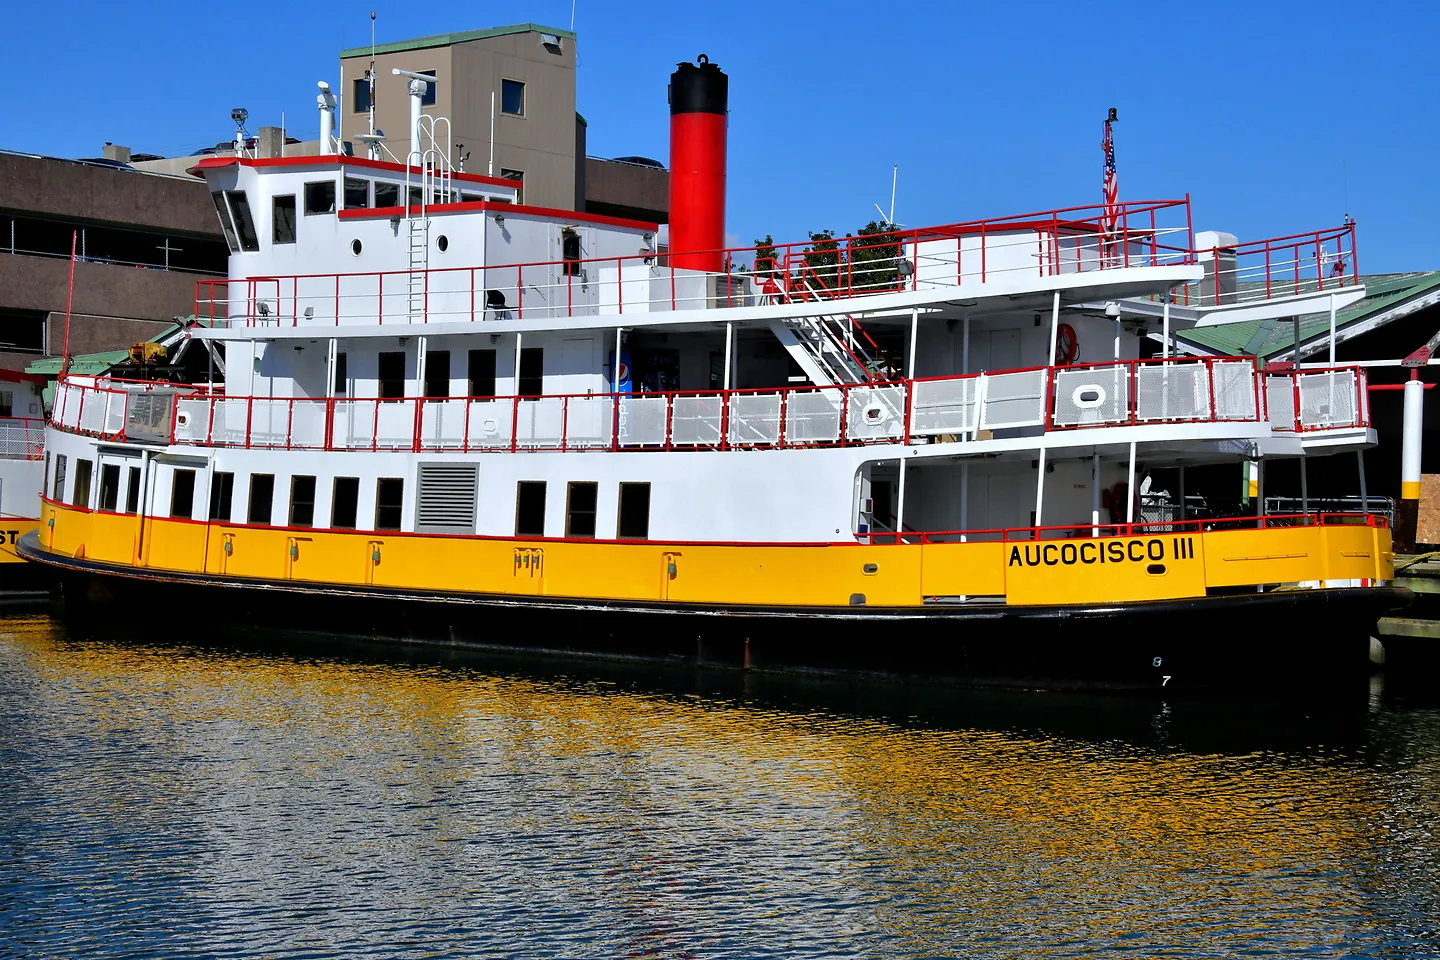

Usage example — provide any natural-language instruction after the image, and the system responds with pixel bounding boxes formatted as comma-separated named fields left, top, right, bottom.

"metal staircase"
left=766, top=278, right=893, bottom=387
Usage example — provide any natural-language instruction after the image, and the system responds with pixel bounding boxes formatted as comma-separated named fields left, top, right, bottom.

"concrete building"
left=338, top=22, right=666, bottom=222
left=0, top=150, right=227, bottom=376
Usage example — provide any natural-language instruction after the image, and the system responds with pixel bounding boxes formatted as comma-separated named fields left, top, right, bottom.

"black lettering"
left=1008, top=545, right=1022, bottom=567
left=1128, top=540, right=1145, bottom=562
left=1080, top=541, right=1097, bottom=564
left=1025, top=545, right=1041, bottom=566
left=1148, top=539, right=1164, bottom=561
left=1172, top=537, right=1181, bottom=560
left=1108, top=541, right=1125, bottom=563
left=1061, top=543, right=1077, bottom=565
left=1043, top=543, right=1059, bottom=566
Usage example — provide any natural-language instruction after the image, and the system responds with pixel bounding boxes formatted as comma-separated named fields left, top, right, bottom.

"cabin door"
left=558, top=338, right=606, bottom=446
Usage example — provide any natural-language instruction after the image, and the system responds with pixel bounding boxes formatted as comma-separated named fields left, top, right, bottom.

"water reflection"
left=1, top=614, right=1438, bottom=958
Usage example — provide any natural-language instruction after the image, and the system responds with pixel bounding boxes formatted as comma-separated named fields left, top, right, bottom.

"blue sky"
left=5, top=0, right=1436, bottom=272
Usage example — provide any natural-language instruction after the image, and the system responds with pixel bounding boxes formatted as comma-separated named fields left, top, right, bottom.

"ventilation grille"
left=416, top=462, right=479, bottom=533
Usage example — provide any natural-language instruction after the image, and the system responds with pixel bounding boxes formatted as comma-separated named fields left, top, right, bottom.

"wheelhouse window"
left=425, top=350, right=451, bottom=398
left=565, top=482, right=598, bottom=539
left=375, top=478, right=404, bottom=531
left=98, top=464, right=120, bottom=512
left=0, top=391, right=11, bottom=418
left=226, top=191, right=259, bottom=251
left=333, top=352, right=348, bottom=397
left=515, top=481, right=546, bottom=536
left=352, top=77, right=371, bottom=113
left=210, top=471, right=234, bottom=521
left=170, top=468, right=196, bottom=519
left=374, top=181, right=399, bottom=209
left=304, top=181, right=336, bottom=215
left=561, top=229, right=582, bottom=277
left=500, top=169, right=524, bottom=204
left=344, top=177, right=370, bottom=210
left=617, top=483, right=651, bottom=540
left=211, top=192, right=240, bottom=252
left=72, top=460, right=93, bottom=509
left=468, top=349, right=496, bottom=398
left=51, top=454, right=66, bottom=501
left=332, top=477, right=359, bottom=529
left=518, top=347, right=543, bottom=397
left=419, top=70, right=437, bottom=106
left=501, top=79, right=525, bottom=116
left=290, top=476, right=317, bottom=527
left=378, top=351, right=406, bottom=400
left=273, top=195, right=297, bottom=244
left=248, top=474, right=275, bottom=525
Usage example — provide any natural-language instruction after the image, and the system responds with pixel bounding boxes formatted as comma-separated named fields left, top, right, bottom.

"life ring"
left=1056, top=323, right=1079, bottom=365
left=1104, top=482, right=1138, bottom=525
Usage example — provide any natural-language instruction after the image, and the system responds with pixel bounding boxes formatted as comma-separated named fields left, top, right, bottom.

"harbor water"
left=2, top=613, right=1439, bottom=958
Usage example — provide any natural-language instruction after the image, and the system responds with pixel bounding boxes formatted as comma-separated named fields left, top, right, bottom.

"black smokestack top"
left=669, top=55, right=727, bottom=116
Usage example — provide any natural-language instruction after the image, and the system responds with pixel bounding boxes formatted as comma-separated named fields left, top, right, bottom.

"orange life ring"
left=1056, top=323, right=1079, bottom=365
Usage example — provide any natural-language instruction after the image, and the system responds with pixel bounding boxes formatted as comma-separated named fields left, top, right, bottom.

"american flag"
left=1101, top=118, right=1119, bottom=237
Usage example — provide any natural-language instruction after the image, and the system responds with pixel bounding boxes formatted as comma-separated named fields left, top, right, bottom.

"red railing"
left=193, top=199, right=1196, bottom=327
left=1265, top=366, right=1370, bottom=433
left=858, top=512, right=1388, bottom=544
left=1167, top=222, right=1360, bottom=307
left=0, top=417, right=46, bottom=460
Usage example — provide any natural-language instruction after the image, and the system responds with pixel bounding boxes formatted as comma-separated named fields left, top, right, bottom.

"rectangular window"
left=425, top=350, right=451, bottom=398
left=501, top=78, right=525, bottom=116
left=374, top=181, right=399, bottom=209
left=333, top=352, right=348, bottom=397
left=51, top=454, right=66, bottom=501
left=210, top=471, right=234, bottom=521
left=375, top=478, right=404, bottom=531
left=98, top=464, right=121, bottom=512
left=500, top=168, right=525, bottom=204
left=290, top=475, right=317, bottom=527
left=515, top=481, right=546, bottom=537
left=468, top=349, right=496, bottom=398
left=332, top=477, right=359, bottom=529
left=170, top=468, right=196, bottom=519
left=0, top=391, right=11, bottom=418
left=248, top=474, right=275, bottom=525
left=352, top=77, right=371, bottom=113
left=304, top=181, right=336, bottom=215
left=343, top=177, right=370, bottom=210
left=518, top=347, right=543, bottom=397
left=211, top=192, right=239, bottom=252
left=561, top=229, right=582, bottom=276
left=125, top=465, right=140, bottom=513
left=378, top=351, right=406, bottom=399
left=272, top=195, right=296, bottom=244
left=565, top=482, right=598, bottom=539
left=617, top=482, right=651, bottom=540
left=226, top=191, right=259, bottom=251
left=72, top=460, right=93, bottom=509
left=419, top=70, right=437, bottom=106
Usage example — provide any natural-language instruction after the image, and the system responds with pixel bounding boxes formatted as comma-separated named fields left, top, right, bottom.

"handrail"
left=858, top=511, right=1389, bottom=544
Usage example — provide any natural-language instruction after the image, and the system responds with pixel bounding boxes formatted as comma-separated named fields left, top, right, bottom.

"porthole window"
left=437, top=235, right=449, bottom=253
left=350, top=238, right=362, bottom=256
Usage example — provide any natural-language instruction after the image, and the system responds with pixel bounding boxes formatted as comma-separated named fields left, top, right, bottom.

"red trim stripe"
left=337, top=200, right=658, bottom=231
left=188, top=154, right=517, bottom=187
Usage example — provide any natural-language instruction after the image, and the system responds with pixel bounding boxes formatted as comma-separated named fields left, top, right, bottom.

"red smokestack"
left=668, top=55, right=727, bottom=273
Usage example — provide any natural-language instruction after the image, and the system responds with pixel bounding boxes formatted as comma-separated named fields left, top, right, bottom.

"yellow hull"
left=0, top=519, right=40, bottom=564
left=34, top=500, right=1394, bottom=610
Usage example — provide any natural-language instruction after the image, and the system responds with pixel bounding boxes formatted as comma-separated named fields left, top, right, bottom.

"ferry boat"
left=21, top=58, right=1408, bottom=689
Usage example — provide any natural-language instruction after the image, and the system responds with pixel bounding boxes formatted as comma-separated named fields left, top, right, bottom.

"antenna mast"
left=368, top=11, right=377, bottom=139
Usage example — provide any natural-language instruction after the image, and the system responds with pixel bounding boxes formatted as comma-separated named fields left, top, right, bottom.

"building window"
left=51, top=454, right=66, bottom=501
left=273, top=195, right=297, bottom=244
left=468, top=349, right=496, bottom=398
left=500, top=169, right=525, bottom=204
left=333, top=352, right=348, bottom=397
left=304, top=181, right=336, bottom=216
left=248, top=474, right=275, bottom=525
left=225, top=192, right=259, bottom=252
left=518, top=347, right=543, bottom=397
left=125, top=465, right=140, bottom=513
left=562, top=229, right=582, bottom=277
left=344, top=177, right=370, bottom=210
left=72, top=459, right=93, bottom=509
left=352, top=77, right=371, bottom=114
left=378, top=351, right=406, bottom=399
left=425, top=350, right=451, bottom=398
left=375, top=478, right=404, bottom=531
left=98, top=464, right=120, bottom=512
left=375, top=181, right=399, bottom=208
left=210, top=471, right=234, bottom=521
left=419, top=70, right=437, bottom=106
left=617, top=483, right=651, bottom=540
left=171, top=468, right=196, bottom=519
left=211, top=192, right=240, bottom=252
left=565, top=482, right=598, bottom=539
left=290, top=475, right=317, bottom=527
left=501, top=79, right=525, bottom=116
left=515, top=481, right=546, bottom=536
left=332, top=477, right=359, bottom=529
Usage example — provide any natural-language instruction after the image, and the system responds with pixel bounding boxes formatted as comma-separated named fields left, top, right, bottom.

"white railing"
left=0, top=418, right=44, bottom=459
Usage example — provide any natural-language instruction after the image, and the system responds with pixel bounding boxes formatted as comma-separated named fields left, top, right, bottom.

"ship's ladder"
left=767, top=279, right=891, bottom=387
left=403, top=116, right=454, bottom=322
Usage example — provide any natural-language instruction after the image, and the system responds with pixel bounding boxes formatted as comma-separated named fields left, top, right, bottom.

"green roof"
left=340, top=23, right=574, bottom=59
left=26, top=351, right=129, bottom=377
left=1176, top=272, right=1440, bottom=359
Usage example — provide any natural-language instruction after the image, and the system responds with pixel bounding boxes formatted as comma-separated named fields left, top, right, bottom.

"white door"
left=559, top=338, right=606, bottom=446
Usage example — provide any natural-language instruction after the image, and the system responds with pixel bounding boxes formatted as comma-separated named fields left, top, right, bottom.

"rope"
left=1394, top=551, right=1440, bottom=571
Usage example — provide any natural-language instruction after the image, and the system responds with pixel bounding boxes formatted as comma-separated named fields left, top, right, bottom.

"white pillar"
left=723, top=323, right=733, bottom=389
left=1047, top=291, right=1061, bottom=366
left=907, top=307, right=919, bottom=379
left=317, top=82, right=337, bottom=154
left=1328, top=293, right=1338, bottom=365
left=1402, top=377, right=1424, bottom=502
left=1091, top=451, right=1101, bottom=536
left=896, top=458, right=908, bottom=542
left=408, top=78, right=426, bottom=163
left=1034, top=448, right=1047, bottom=528
left=1125, top=441, right=1137, bottom=524
left=960, top=461, right=969, bottom=543
left=1162, top=297, right=1171, bottom=359
left=326, top=338, right=337, bottom=399
left=1114, top=316, right=1122, bottom=360
left=513, top=333, right=523, bottom=395
left=614, top=326, right=623, bottom=391
left=416, top=336, right=427, bottom=398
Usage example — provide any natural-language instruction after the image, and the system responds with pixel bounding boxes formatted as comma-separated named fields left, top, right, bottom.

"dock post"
left=1396, top=373, right=1424, bottom=552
